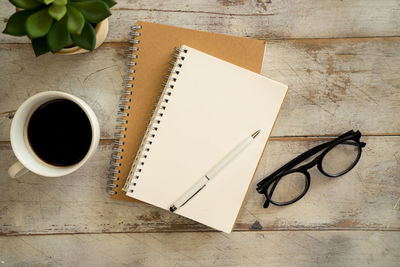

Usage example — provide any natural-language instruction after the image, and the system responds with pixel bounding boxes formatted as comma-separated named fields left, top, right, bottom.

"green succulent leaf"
left=48, top=4, right=67, bottom=21
left=71, top=21, right=96, bottom=50
left=70, top=0, right=111, bottom=23
left=66, top=6, right=84, bottom=35
left=26, top=8, right=53, bottom=38
left=36, top=0, right=55, bottom=4
left=32, top=36, right=50, bottom=56
left=3, top=10, right=35, bottom=36
left=54, top=0, right=67, bottom=4
left=9, top=0, right=42, bottom=10
left=47, top=16, right=70, bottom=52
left=70, top=0, right=116, bottom=8
left=98, top=0, right=116, bottom=8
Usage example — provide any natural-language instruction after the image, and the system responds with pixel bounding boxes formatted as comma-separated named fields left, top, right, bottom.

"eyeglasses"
left=256, top=130, right=366, bottom=208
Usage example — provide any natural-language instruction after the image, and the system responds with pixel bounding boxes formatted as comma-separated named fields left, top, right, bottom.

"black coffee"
left=27, top=99, right=92, bottom=166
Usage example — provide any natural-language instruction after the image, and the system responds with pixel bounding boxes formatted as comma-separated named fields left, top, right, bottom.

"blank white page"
left=126, top=45, right=288, bottom=233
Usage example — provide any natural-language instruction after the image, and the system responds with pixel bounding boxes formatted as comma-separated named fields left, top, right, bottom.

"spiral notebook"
left=124, top=46, right=288, bottom=233
left=108, top=21, right=267, bottom=201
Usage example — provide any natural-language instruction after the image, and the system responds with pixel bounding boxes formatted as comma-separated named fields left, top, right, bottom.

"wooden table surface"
left=1, top=1, right=399, bottom=266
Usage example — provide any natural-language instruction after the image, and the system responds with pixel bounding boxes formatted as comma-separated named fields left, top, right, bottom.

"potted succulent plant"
left=3, top=0, right=116, bottom=56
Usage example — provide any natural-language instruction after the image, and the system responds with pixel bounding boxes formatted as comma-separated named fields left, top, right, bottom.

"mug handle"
left=8, top=161, right=29, bottom=178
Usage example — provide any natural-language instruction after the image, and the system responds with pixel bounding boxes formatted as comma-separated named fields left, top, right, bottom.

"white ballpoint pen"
left=169, top=129, right=261, bottom=212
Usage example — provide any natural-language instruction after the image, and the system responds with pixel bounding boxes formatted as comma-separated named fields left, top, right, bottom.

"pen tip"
left=170, top=205, right=177, bottom=212
left=251, top=130, right=261, bottom=139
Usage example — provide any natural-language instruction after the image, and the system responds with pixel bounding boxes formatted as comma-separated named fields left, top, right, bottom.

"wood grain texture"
left=1, top=0, right=400, bottom=43
left=0, top=38, right=399, bottom=141
left=1, top=231, right=399, bottom=266
left=1, top=136, right=398, bottom=235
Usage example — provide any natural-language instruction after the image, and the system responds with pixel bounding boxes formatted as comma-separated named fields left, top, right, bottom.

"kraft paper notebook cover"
left=124, top=46, right=288, bottom=233
left=108, top=21, right=266, bottom=201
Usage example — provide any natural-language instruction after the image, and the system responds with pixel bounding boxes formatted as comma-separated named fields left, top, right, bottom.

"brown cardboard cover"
left=110, top=21, right=266, bottom=201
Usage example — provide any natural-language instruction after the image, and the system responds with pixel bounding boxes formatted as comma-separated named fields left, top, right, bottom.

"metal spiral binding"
left=107, top=24, right=142, bottom=195
left=123, top=47, right=188, bottom=193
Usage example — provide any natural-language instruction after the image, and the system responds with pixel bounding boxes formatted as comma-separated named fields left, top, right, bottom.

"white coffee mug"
left=8, top=91, right=100, bottom=178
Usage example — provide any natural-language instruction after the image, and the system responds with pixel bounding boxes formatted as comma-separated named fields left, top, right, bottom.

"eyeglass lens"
left=268, top=172, right=307, bottom=204
left=321, top=140, right=360, bottom=176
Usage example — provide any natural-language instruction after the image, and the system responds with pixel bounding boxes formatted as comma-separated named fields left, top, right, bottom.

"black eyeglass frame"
left=256, top=130, right=366, bottom=208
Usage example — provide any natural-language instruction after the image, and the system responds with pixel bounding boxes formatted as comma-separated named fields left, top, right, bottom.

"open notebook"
left=125, top=46, right=288, bottom=233
left=108, top=21, right=266, bottom=201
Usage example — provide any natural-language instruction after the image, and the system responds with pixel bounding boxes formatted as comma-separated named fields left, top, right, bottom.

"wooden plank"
left=0, top=231, right=399, bottom=266
left=1, top=136, right=398, bottom=234
left=1, top=38, right=399, bottom=140
left=1, top=0, right=400, bottom=43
